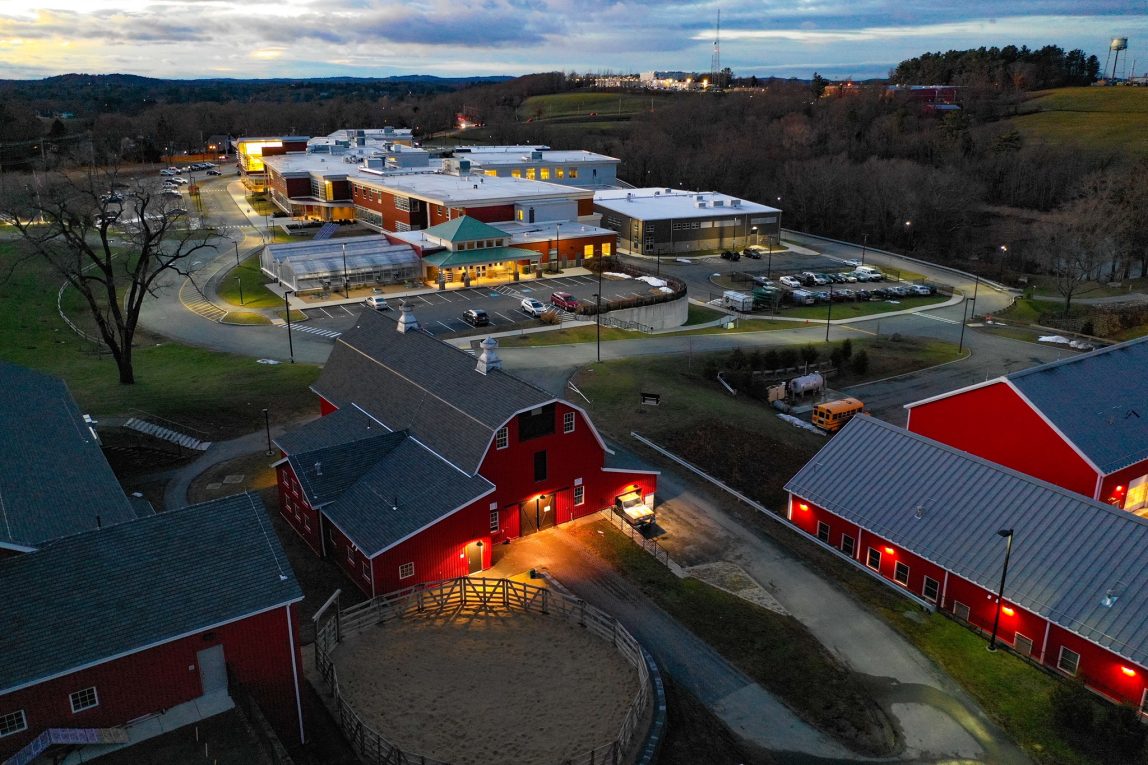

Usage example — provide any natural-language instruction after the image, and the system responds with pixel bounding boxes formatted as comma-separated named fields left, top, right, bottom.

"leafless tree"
left=0, top=165, right=216, bottom=384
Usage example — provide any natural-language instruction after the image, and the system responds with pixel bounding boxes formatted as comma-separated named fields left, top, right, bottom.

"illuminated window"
left=1126, top=474, right=1148, bottom=512
left=568, top=168, right=578, bottom=178
left=490, top=510, right=500, bottom=532
left=485, top=169, right=498, bottom=177
left=399, top=562, right=415, bottom=579
left=1057, top=647, right=1080, bottom=676
left=69, top=687, right=98, bottom=714
left=540, top=168, right=550, bottom=180
left=840, top=534, right=855, bottom=557
left=511, top=169, right=522, bottom=178
left=923, top=576, right=939, bottom=602
left=894, top=561, right=909, bottom=585
left=0, top=710, right=27, bottom=738
left=556, top=168, right=565, bottom=179
left=526, top=168, right=536, bottom=180
left=517, top=209, right=525, bottom=221
left=574, top=485, right=585, bottom=506
left=602, top=242, right=612, bottom=257
left=563, top=411, right=575, bottom=434
left=866, top=547, right=881, bottom=571
left=816, top=522, right=830, bottom=543
left=495, top=427, right=509, bottom=449
left=583, top=244, right=594, bottom=259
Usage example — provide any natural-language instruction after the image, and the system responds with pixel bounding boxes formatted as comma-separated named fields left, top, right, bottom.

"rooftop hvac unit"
left=731, top=199, right=741, bottom=207
left=712, top=200, right=724, bottom=207
left=695, top=200, right=707, bottom=208
left=627, top=192, right=633, bottom=200
left=531, top=150, right=543, bottom=160
left=665, top=188, right=672, bottom=194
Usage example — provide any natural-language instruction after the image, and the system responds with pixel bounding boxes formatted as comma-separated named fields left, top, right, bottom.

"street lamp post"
left=999, top=244, right=1008, bottom=280
left=263, top=408, right=273, bottom=456
left=283, top=289, right=296, bottom=364
left=987, top=529, right=1015, bottom=652
left=234, top=240, right=240, bottom=267
left=904, top=220, right=913, bottom=250
left=236, top=275, right=245, bottom=306
left=825, top=282, right=833, bottom=342
left=595, top=261, right=604, bottom=362
left=861, top=233, right=868, bottom=265
left=767, top=237, right=774, bottom=279
left=341, top=243, right=350, bottom=299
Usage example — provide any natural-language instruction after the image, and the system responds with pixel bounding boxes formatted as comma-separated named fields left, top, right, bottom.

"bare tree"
left=1, top=165, right=216, bottom=384
left=1037, top=216, right=1105, bottom=316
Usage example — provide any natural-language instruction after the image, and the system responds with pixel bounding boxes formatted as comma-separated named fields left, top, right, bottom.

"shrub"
left=729, top=348, right=747, bottom=370
left=800, top=344, right=819, bottom=367
left=851, top=349, right=870, bottom=375
left=778, top=347, right=799, bottom=370
left=762, top=349, right=780, bottom=371
left=830, top=347, right=846, bottom=370
left=841, top=338, right=853, bottom=359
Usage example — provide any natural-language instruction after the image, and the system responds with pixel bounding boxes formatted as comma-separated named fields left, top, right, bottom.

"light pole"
left=767, top=237, right=774, bottom=279
left=999, top=244, right=1008, bottom=280
left=904, top=220, right=913, bottom=250
left=341, top=243, right=350, bottom=298
left=987, top=529, right=1015, bottom=652
left=861, top=232, right=868, bottom=265
left=234, top=240, right=240, bottom=267
left=595, top=259, right=604, bottom=361
left=555, top=222, right=563, bottom=271
left=969, top=271, right=981, bottom=319
left=825, top=282, right=833, bottom=342
left=236, top=275, right=245, bottom=306
left=263, top=408, right=273, bottom=456
left=283, top=289, right=295, bottom=364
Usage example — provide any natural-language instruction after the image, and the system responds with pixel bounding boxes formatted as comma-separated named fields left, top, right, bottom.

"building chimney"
left=397, top=301, right=421, bottom=333
left=475, top=336, right=502, bottom=375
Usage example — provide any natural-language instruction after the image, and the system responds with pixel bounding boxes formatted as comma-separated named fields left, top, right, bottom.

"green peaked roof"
left=424, top=215, right=507, bottom=244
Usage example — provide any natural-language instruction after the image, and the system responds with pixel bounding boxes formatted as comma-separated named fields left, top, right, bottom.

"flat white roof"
left=265, top=150, right=438, bottom=177
left=353, top=173, right=591, bottom=205
left=594, top=188, right=780, bottom=220
left=461, top=149, right=619, bottom=166
left=389, top=219, right=613, bottom=249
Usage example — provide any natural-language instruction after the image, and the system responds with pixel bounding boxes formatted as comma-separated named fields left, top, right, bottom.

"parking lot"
left=297, top=273, right=656, bottom=338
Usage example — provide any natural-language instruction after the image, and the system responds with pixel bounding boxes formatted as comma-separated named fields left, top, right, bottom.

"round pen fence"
left=313, top=577, right=652, bottom=765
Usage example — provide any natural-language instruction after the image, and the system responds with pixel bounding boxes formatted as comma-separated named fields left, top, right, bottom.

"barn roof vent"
left=397, top=301, right=420, bottom=333
left=476, top=336, right=502, bottom=375
left=1101, top=583, right=1124, bottom=608
left=314, top=461, right=323, bottom=476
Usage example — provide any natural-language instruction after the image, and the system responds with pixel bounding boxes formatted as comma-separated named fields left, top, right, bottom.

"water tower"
left=1108, top=37, right=1128, bottom=80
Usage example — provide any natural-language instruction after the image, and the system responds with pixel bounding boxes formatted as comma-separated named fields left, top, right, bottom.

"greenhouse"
left=263, top=237, right=423, bottom=293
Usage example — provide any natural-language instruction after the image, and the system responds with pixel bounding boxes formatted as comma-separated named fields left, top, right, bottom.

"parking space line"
left=454, top=291, right=472, bottom=301
left=436, top=321, right=455, bottom=332
left=340, top=305, right=356, bottom=316
left=412, top=294, right=434, bottom=305
left=493, top=312, right=515, bottom=323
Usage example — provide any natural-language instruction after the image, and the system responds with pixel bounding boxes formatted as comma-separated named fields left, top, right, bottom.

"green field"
left=1011, top=87, right=1148, bottom=156
left=519, top=92, right=675, bottom=120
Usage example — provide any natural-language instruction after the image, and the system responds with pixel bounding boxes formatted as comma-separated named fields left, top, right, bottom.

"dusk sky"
left=0, top=1, right=1143, bottom=81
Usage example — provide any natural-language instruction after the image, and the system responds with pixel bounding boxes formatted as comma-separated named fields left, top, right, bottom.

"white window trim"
left=361, top=560, right=371, bottom=579
left=1057, top=646, right=1081, bottom=676
left=866, top=547, right=881, bottom=571
left=495, top=426, right=509, bottom=450
left=922, top=576, right=940, bottom=602
left=840, top=534, right=855, bottom=556
left=69, top=687, right=99, bottom=714
left=490, top=510, right=500, bottom=532
left=1014, top=633, right=1034, bottom=657
left=0, top=709, right=27, bottom=738
left=346, top=546, right=354, bottom=563
left=816, top=521, right=830, bottom=542
left=574, top=486, right=585, bottom=507
left=953, top=601, right=970, bottom=623
left=399, top=562, right=415, bottom=579
left=894, top=561, right=910, bottom=586
left=563, top=411, right=576, bottom=434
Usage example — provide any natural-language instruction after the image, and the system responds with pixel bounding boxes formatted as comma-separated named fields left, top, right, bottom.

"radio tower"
left=710, top=9, right=721, bottom=90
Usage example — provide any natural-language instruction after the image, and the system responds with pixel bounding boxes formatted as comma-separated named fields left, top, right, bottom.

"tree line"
left=892, top=45, right=1100, bottom=89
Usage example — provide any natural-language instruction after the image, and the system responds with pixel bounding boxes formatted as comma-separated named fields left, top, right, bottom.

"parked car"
left=159, top=169, right=177, bottom=176
left=720, top=250, right=741, bottom=261
left=779, top=275, right=802, bottom=288
left=521, top=298, right=547, bottom=317
left=161, top=189, right=182, bottom=199
left=887, top=286, right=911, bottom=297
left=550, top=291, right=579, bottom=311
left=854, top=289, right=873, bottom=301
left=364, top=296, right=390, bottom=311
left=742, top=248, right=761, bottom=260
left=170, top=176, right=188, bottom=185
left=834, top=289, right=855, bottom=301
left=462, top=308, right=490, bottom=327
left=813, top=290, right=832, bottom=303
left=206, top=169, right=222, bottom=176
left=99, top=191, right=124, bottom=203
left=842, top=258, right=862, bottom=267
left=911, top=284, right=935, bottom=296
left=752, top=275, right=775, bottom=287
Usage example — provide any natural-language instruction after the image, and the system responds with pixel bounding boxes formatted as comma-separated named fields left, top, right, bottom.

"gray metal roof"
left=287, top=431, right=493, bottom=555
left=313, top=309, right=554, bottom=475
left=785, top=416, right=1148, bottom=666
left=273, top=407, right=386, bottom=456
left=1004, top=336, right=1148, bottom=474
left=0, top=492, right=302, bottom=693
left=0, top=363, right=137, bottom=549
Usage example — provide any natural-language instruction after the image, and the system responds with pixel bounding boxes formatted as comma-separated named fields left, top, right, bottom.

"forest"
left=0, top=48, right=1143, bottom=292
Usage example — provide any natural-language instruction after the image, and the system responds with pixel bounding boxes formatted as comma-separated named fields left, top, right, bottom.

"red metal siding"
left=1044, top=624, right=1148, bottom=705
left=1100, top=460, right=1148, bottom=509
left=577, top=198, right=595, bottom=216
left=0, top=605, right=303, bottom=759
left=371, top=496, right=493, bottom=594
left=324, top=520, right=374, bottom=597
left=908, top=382, right=1098, bottom=498
left=277, top=464, right=322, bottom=556
left=318, top=396, right=338, bottom=416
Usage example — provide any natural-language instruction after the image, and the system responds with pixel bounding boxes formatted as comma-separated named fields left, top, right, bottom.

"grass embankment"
left=1012, top=87, right=1148, bottom=157
left=520, top=92, right=675, bottom=119
left=572, top=519, right=895, bottom=756
left=217, top=253, right=281, bottom=308
left=573, top=340, right=1110, bottom=764
left=782, top=293, right=949, bottom=320
left=0, top=241, right=319, bottom=438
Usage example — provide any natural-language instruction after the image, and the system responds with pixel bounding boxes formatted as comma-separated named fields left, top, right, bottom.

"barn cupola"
left=396, top=301, right=420, bottom=334
left=475, top=337, right=502, bottom=375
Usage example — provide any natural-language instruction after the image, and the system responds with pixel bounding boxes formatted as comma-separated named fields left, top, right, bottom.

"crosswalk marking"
left=919, top=312, right=959, bottom=325
left=283, top=323, right=342, bottom=338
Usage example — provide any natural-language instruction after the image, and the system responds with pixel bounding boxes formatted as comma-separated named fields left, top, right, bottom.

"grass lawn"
left=571, top=519, right=895, bottom=756
left=0, top=241, right=320, bottom=438
left=222, top=311, right=271, bottom=325
left=520, top=92, right=675, bottom=119
left=217, top=254, right=281, bottom=308
left=1012, top=87, right=1148, bottom=157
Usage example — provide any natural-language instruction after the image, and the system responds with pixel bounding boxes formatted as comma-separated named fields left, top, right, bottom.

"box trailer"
left=723, top=290, right=754, bottom=312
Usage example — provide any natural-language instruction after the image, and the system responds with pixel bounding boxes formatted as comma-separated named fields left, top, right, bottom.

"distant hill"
left=0, top=73, right=514, bottom=116
left=1010, top=87, right=1148, bottom=157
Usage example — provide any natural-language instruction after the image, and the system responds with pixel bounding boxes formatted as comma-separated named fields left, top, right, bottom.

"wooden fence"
left=313, top=577, right=651, bottom=765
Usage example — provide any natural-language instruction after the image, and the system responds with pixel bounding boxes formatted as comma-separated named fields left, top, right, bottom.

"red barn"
left=786, top=416, right=1148, bottom=709
left=0, top=493, right=306, bottom=762
left=273, top=304, right=657, bottom=595
left=906, top=337, right=1148, bottom=512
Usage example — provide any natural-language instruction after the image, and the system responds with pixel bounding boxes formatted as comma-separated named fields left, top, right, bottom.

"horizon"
left=0, top=2, right=1143, bottom=83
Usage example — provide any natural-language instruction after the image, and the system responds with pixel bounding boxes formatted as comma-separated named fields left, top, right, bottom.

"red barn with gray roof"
left=786, top=416, right=1148, bottom=709
left=274, top=305, right=657, bottom=594
left=906, top=336, right=1148, bottom=513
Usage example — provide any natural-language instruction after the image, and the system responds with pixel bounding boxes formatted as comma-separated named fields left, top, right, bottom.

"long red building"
left=906, top=337, right=1148, bottom=513
left=273, top=304, right=657, bottom=595
left=785, top=416, right=1148, bottom=709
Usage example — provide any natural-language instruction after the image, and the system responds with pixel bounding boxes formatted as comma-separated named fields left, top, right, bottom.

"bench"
left=640, top=392, right=661, bottom=406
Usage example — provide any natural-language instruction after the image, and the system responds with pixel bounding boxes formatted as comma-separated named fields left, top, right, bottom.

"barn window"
left=574, top=486, right=585, bottom=506
left=69, top=687, right=99, bottom=714
left=533, top=450, right=548, bottom=482
left=923, top=576, right=939, bottom=602
left=894, top=562, right=910, bottom=586
left=517, top=404, right=556, bottom=441
left=563, top=411, right=576, bottom=434
left=495, top=427, right=509, bottom=450
left=399, top=562, right=415, bottom=579
left=361, top=561, right=371, bottom=580
left=489, top=510, right=500, bottom=532
left=840, top=534, right=855, bottom=557
left=866, top=547, right=881, bottom=571
left=346, top=546, right=354, bottom=563
left=1057, top=647, right=1080, bottom=676
left=816, top=522, right=830, bottom=543
left=0, top=710, right=27, bottom=737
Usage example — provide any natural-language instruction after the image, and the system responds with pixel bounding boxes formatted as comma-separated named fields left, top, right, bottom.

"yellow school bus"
left=811, top=397, right=865, bottom=432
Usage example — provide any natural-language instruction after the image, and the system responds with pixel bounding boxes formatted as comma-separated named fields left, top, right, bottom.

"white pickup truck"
left=614, top=491, right=655, bottom=528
